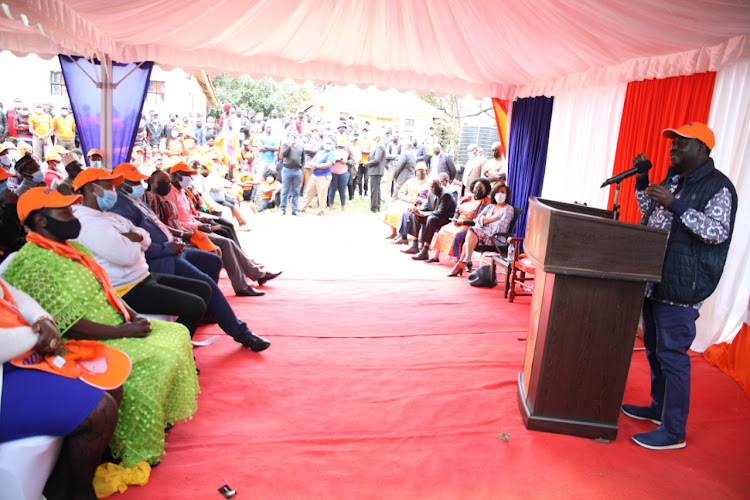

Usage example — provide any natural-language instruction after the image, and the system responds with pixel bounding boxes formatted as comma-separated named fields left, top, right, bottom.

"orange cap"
left=0, top=169, right=18, bottom=181
left=71, top=168, right=125, bottom=191
left=87, top=148, right=103, bottom=157
left=17, top=142, right=32, bottom=153
left=169, top=160, right=198, bottom=175
left=113, top=163, right=149, bottom=181
left=51, top=145, right=69, bottom=154
left=44, top=153, right=62, bottom=162
left=17, top=186, right=82, bottom=224
left=11, top=340, right=132, bottom=390
left=662, top=122, right=715, bottom=151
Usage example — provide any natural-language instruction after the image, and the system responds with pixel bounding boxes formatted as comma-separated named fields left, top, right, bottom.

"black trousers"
left=369, top=174, right=382, bottom=212
left=356, top=165, right=369, bottom=195
left=411, top=215, right=450, bottom=245
left=122, top=273, right=211, bottom=337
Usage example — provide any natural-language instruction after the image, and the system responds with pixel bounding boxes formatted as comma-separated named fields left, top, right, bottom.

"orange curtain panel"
left=607, top=72, right=716, bottom=223
left=492, top=98, right=510, bottom=157
left=704, top=322, right=750, bottom=400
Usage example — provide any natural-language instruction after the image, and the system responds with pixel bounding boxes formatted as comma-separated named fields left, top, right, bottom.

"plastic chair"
left=0, top=435, right=64, bottom=500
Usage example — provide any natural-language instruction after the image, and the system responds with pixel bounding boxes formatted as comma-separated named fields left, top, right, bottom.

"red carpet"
left=119, top=213, right=750, bottom=499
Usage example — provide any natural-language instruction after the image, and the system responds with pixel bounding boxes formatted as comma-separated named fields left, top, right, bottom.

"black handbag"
left=467, top=265, right=496, bottom=288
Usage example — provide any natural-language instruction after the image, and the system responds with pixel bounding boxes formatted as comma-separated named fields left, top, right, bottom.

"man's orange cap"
left=71, top=168, right=124, bottom=191
left=17, top=186, right=82, bottom=224
left=87, top=148, right=103, bottom=157
left=113, top=163, right=149, bottom=182
left=169, top=160, right=198, bottom=175
left=662, top=122, right=715, bottom=151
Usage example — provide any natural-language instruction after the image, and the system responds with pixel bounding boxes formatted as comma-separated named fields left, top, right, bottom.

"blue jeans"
left=174, top=252, right=257, bottom=344
left=328, top=171, right=350, bottom=207
left=642, top=297, right=700, bottom=440
left=280, top=167, right=303, bottom=214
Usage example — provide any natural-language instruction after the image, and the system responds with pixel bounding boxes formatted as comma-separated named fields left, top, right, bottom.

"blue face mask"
left=129, top=183, right=145, bottom=199
left=32, top=170, right=45, bottom=183
left=95, top=187, right=117, bottom=211
left=0, top=182, right=7, bottom=194
left=90, top=160, right=102, bottom=169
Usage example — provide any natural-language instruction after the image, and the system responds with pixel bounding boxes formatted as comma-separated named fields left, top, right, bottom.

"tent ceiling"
left=2, top=0, right=749, bottom=99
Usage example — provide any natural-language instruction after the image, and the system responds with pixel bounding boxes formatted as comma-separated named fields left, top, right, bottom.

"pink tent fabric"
left=1, top=0, right=749, bottom=98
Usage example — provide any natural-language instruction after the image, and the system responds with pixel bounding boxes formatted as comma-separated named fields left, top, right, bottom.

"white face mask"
left=266, top=177, right=274, bottom=183
left=495, top=192, right=506, bottom=204
left=179, top=176, right=192, bottom=188
left=0, top=155, right=10, bottom=166
left=90, top=160, right=102, bottom=169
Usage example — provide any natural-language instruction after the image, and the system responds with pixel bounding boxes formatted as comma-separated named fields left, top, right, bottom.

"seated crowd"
left=0, top=102, right=508, bottom=497
left=384, top=141, right=515, bottom=276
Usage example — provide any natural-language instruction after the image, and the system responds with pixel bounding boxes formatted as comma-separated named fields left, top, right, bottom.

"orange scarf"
left=0, top=280, right=29, bottom=328
left=26, top=232, right=131, bottom=322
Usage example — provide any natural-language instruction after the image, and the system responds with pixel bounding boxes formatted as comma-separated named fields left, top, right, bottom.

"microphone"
left=601, top=160, right=652, bottom=188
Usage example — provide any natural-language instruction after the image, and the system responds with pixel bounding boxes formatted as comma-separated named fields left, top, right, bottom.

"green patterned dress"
left=4, top=241, right=200, bottom=467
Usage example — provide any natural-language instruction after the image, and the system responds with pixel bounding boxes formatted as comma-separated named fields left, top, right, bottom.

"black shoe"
left=412, top=247, right=429, bottom=260
left=425, top=257, right=440, bottom=263
left=401, top=243, right=419, bottom=254
left=241, top=333, right=271, bottom=352
left=392, top=237, right=409, bottom=245
left=236, top=286, right=265, bottom=297
left=257, top=271, right=282, bottom=287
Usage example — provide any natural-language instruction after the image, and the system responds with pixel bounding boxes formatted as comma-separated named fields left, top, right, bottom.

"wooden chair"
left=507, top=236, right=535, bottom=302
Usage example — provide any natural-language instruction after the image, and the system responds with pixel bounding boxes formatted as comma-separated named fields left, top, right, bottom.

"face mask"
left=417, top=172, right=427, bottom=180
left=35, top=108, right=42, bottom=114
left=434, top=150, right=441, bottom=156
left=178, top=176, right=192, bottom=188
left=0, top=182, right=7, bottom=194
left=32, top=170, right=45, bottom=183
left=171, top=131, right=179, bottom=138
left=44, top=214, right=81, bottom=240
left=62, top=110, right=69, bottom=117
left=156, top=181, right=172, bottom=196
left=129, top=183, right=145, bottom=199
left=493, top=151, right=501, bottom=159
left=266, top=177, right=274, bottom=183
left=473, top=189, right=485, bottom=199
left=90, top=160, right=102, bottom=169
left=467, top=151, right=475, bottom=159
left=94, top=186, right=117, bottom=211
left=495, top=192, right=507, bottom=204
left=201, top=172, right=209, bottom=178
left=0, top=155, right=10, bottom=166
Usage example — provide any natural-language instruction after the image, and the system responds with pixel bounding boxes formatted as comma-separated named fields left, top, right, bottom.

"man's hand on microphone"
left=646, top=184, right=675, bottom=208
left=632, top=153, right=651, bottom=176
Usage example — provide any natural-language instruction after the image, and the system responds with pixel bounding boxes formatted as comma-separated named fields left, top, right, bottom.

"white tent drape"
left=541, top=84, right=627, bottom=209
left=693, top=60, right=750, bottom=351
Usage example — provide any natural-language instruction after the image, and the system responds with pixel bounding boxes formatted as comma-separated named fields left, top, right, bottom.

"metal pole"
left=99, top=54, right=113, bottom=171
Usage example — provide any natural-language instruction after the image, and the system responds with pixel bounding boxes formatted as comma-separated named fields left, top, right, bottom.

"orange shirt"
left=29, top=113, right=53, bottom=136
left=260, top=180, right=281, bottom=199
left=52, top=115, right=76, bottom=141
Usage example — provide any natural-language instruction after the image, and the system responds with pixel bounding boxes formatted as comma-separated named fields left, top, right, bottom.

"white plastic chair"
left=0, top=435, right=64, bottom=500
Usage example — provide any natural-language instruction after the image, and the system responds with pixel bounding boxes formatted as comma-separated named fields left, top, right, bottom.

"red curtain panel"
left=607, top=72, right=716, bottom=224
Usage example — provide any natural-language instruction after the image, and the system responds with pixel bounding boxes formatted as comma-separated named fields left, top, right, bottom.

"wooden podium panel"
left=517, top=198, right=668, bottom=440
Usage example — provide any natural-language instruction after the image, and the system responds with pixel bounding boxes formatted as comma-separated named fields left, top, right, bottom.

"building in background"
left=304, top=85, right=446, bottom=141
left=0, top=51, right=217, bottom=120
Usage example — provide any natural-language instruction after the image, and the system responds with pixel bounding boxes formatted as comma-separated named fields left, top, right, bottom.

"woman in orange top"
left=427, top=177, right=491, bottom=263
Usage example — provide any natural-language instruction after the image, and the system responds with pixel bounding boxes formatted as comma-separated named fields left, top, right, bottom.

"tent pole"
left=100, top=54, right=113, bottom=170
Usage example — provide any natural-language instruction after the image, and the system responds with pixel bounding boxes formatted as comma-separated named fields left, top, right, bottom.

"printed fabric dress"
left=4, top=241, right=200, bottom=467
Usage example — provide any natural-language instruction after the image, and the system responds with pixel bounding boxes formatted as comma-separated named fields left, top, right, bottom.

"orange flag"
left=491, top=98, right=510, bottom=157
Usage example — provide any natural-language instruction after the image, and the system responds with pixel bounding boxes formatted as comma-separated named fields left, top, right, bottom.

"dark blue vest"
left=642, top=159, right=737, bottom=305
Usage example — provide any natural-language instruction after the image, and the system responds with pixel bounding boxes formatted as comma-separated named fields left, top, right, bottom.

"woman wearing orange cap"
left=5, top=187, right=199, bottom=467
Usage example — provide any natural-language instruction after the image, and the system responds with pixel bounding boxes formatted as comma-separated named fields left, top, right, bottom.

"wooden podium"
left=517, top=198, right=668, bottom=440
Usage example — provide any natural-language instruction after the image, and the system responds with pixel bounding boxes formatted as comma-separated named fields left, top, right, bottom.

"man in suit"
left=430, top=143, right=457, bottom=182
left=366, top=133, right=387, bottom=212
left=401, top=177, right=457, bottom=260
left=392, top=140, right=417, bottom=195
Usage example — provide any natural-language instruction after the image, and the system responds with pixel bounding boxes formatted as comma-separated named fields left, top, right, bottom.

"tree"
left=209, top=74, right=312, bottom=119
left=416, top=92, right=493, bottom=146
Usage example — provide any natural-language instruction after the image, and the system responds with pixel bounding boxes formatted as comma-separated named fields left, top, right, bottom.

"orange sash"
left=26, top=232, right=131, bottom=322
left=0, top=280, right=29, bottom=328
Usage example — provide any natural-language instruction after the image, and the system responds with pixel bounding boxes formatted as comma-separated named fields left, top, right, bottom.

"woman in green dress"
left=5, top=186, right=199, bottom=467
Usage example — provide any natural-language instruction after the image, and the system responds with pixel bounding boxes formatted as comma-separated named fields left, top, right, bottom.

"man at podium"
left=622, top=123, right=737, bottom=450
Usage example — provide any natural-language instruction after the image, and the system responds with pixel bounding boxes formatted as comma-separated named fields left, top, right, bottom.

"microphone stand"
left=611, top=181, right=621, bottom=220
